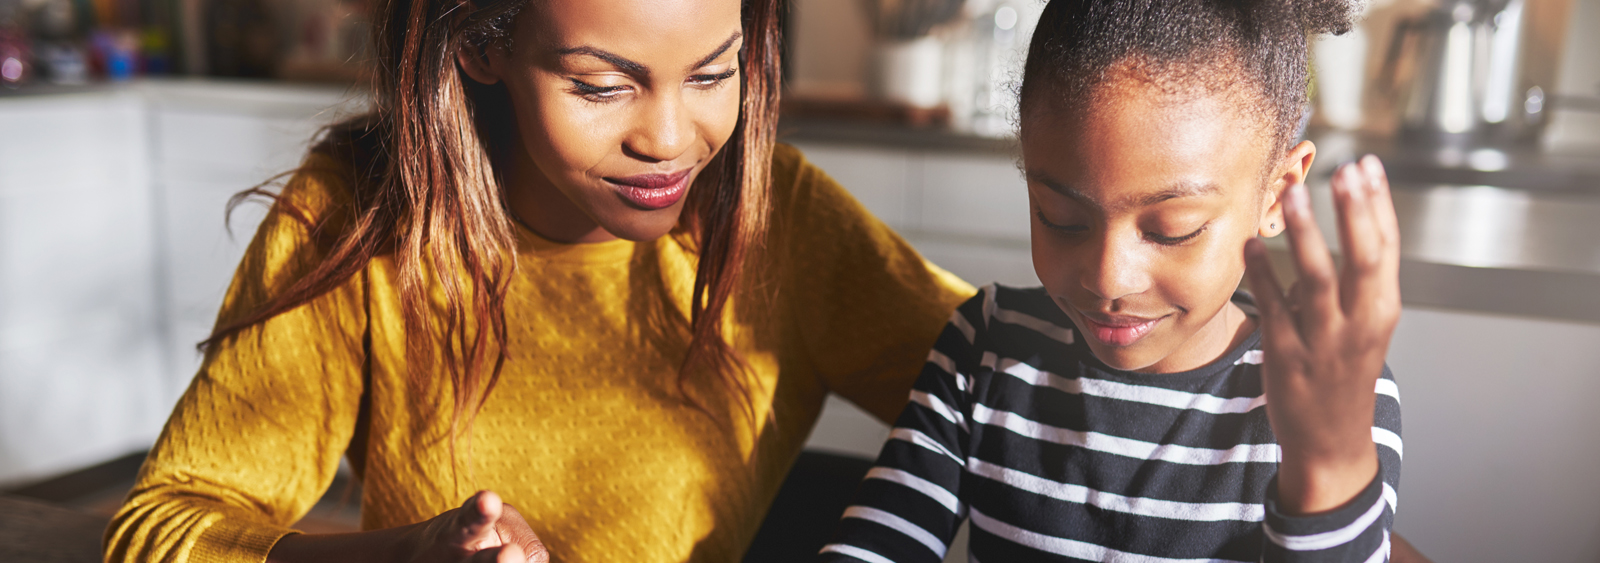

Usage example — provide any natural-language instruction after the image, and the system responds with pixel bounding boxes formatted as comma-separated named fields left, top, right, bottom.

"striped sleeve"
left=1260, top=367, right=1403, bottom=563
left=820, top=288, right=993, bottom=563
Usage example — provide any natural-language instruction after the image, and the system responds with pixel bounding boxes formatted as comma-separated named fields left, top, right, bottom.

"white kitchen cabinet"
left=0, top=91, right=167, bottom=484
left=0, top=82, right=357, bottom=485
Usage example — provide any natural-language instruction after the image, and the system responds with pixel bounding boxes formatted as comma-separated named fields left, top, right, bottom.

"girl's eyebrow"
left=1139, top=180, right=1220, bottom=206
left=1029, top=170, right=1220, bottom=210
left=1028, top=170, right=1102, bottom=211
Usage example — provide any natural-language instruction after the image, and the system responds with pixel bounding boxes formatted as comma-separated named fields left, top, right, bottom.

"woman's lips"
left=1080, top=313, right=1165, bottom=347
left=606, top=168, right=692, bottom=210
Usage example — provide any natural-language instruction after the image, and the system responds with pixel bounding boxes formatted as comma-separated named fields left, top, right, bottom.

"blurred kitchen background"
left=1, top=0, right=1599, bottom=561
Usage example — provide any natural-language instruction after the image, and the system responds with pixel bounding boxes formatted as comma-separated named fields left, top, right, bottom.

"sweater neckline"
left=512, top=221, right=637, bottom=263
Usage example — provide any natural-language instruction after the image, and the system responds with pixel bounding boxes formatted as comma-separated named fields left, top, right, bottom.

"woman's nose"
left=623, top=91, right=693, bottom=163
left=1079, top=230, right=1151, bottom=301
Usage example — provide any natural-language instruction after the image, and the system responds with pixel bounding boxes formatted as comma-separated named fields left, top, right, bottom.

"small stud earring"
left=1270, top=222, right=1277, bottom=230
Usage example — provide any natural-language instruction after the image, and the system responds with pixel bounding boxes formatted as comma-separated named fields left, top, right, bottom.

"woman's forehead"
left=518, top=0, right=743, bottom=66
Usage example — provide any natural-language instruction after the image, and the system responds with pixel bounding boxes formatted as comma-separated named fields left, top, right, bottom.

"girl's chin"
left=1083, top=340, right=1169, bottom=373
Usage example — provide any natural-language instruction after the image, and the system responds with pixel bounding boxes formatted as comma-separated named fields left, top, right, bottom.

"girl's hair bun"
left=1296, top=0, right=1364, bottom=36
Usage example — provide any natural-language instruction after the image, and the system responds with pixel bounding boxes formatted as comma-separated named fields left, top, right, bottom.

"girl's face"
left=1021, top=77, right=1312, bottom=373
left=461, top=0, right=744, bottom=243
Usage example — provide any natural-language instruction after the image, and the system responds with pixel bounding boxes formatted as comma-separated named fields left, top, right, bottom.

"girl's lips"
left=1081, top=314, right=1165, bottom=347
left=606, top=169, right=692, bottom=210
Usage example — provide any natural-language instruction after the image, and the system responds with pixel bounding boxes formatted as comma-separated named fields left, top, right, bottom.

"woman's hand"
left=267, top=490, right=548, bottom=563
left=1242, top=155, right=1401, bottom=515
left=402, top=491, right=549, bottom=563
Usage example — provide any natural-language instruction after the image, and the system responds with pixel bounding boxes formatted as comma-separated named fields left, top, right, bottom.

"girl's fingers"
left=1278, top=182, right=1340, bottom=328
left=1359, top=155, right=1403, bottom=274
left=1331, top=162, right=1386, bottom=313
left=1243, top=239, right=1303, bottom=353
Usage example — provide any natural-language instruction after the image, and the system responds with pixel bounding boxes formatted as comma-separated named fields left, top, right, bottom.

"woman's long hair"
left=201, top=0, right=782, bottom=440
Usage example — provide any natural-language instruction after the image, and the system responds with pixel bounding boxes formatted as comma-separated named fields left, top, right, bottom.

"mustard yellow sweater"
left=105, top=144, right=974, bottom=563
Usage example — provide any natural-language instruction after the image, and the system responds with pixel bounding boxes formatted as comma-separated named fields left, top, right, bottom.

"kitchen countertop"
left=5, top=80, right=1595, bottom=323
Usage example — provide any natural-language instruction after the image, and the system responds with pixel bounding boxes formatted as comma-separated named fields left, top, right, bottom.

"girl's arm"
left=819, top=291, right=989, bottom=563
left=1244, top=155, right=1405, bottom=561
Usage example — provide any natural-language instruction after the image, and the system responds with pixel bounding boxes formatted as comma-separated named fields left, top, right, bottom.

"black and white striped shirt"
left=821, top=285, right=1402, bottom=563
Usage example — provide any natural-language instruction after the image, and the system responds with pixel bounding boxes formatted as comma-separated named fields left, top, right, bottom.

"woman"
left=104, top=0, right=972, bottom=561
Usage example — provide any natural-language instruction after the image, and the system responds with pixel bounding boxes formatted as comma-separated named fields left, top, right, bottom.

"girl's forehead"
left=1020, top=84, right=1271, bottom=209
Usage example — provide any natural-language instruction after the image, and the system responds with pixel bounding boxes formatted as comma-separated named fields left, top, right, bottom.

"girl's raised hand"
left=403, top=490, right=550, bottom=563
left=1242, top=155, right=1402, bottom=515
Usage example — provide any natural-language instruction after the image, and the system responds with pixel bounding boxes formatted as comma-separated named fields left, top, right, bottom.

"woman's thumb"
left=455, top=490, right=504, bottom=545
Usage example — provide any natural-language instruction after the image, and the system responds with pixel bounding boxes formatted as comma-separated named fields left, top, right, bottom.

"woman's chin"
left=594, top=208, right=687, bottom=242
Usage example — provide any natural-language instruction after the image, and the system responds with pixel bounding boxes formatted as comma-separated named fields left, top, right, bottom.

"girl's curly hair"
left=1020, top=0, right=1361, bottom=152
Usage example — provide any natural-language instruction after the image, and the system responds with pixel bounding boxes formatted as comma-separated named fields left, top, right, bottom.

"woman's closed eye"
left=689, top=67, right=738, bottom=88
left=567, top=78, right=629, bottom=103
left=567, top=67, right=737, bottom=103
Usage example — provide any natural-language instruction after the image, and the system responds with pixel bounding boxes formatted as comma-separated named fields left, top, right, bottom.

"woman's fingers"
left=1330, top=161, right=1386, bottom=315
left=1279, top=182, right=1340, bottom=329
left=495, top=503, right=551, bottom=563
left=453, top=491, right=505, bottom=550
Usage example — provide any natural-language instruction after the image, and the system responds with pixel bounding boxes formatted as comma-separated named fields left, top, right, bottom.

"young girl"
left=104, top=0, right=972, bottom=561
left=822, top=1, right=1403, bottom=562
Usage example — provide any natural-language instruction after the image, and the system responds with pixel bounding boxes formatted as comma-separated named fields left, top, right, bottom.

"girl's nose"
left=623, top=91, right=693, bottom=163
left=1079, top=230, right=1152, bottom=302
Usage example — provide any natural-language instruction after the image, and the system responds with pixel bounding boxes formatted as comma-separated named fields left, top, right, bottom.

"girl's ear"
left=457, top=43, right=503, bottom=85
left=1260, top=140, right=1316, bottom=237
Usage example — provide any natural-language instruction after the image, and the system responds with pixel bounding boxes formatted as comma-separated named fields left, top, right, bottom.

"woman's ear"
left=457, top=43, right=503, bottom=85
left=1260, top=140, right=1316, bottom=237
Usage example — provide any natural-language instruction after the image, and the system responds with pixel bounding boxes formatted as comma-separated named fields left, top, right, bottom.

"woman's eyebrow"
left=556, top=46, right=647, bottom=75
left=689, top=31, right=744, bottom=71
left=554, top=31, right=744, bottom=78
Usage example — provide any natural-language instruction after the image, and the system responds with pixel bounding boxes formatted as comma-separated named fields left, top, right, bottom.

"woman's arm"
left=819, top=291, right=988, bottom=563
left=769, top=144, right=976, bottom=423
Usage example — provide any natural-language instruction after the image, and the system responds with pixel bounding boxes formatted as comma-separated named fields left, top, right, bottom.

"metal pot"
left=1378, top=0, right=1557, bottom=145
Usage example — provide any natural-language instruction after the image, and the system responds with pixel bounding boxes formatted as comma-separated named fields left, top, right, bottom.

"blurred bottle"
left=945, top=0, right=1021, bottom=137
left=0, top=1, right=27, bottom=87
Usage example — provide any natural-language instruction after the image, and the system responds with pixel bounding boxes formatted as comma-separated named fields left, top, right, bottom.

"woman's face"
left=1021, top=76, right=1311, bottom=373
left=462, top=0, right=744, bottom=243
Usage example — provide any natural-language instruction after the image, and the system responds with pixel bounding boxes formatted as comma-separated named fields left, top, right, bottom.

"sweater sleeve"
left=819, top=289, right=990, bottom=563
left=769, top=144, right=976, bottom=424
left=104, top=153, right=369, bottom=563
left=1260, top=367, right=1403, bottom=563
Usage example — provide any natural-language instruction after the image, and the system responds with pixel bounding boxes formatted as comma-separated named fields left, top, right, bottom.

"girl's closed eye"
left=1145, top=222, right=1209, bottom=246
left=1035, top=207, right=1089, bottom=233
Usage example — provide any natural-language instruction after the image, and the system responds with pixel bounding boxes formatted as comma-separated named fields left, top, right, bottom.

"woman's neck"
left=503, top=144, right=619, bottom=244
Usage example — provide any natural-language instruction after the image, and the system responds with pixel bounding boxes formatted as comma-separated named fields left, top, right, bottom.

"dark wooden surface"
left=0, top=494, right=109, bottom=563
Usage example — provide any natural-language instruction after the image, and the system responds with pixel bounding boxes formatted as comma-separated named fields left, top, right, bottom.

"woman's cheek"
left=533, top=94, right=627, bottom=177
